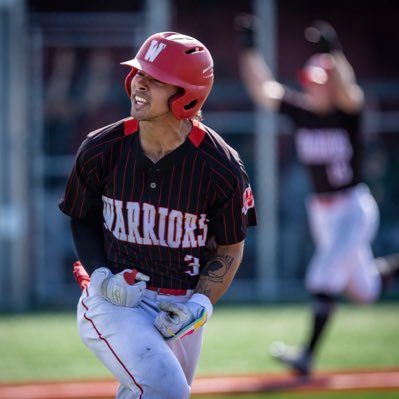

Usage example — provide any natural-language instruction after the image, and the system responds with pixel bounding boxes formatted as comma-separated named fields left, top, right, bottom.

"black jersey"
left=279, top=90, right=362, bottom=194
left=59, top=117, right=257, bottom=289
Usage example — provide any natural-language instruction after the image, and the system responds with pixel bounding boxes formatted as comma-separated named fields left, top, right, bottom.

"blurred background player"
left=59, top=31, right=257, bottom=398
left=235, top=14, right=399, bottom=376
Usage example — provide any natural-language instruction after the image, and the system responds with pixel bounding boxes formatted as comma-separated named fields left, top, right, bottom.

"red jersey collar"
left=124, top=117, right=206, bottom=147
left=124, top=118, right=139, bottom=135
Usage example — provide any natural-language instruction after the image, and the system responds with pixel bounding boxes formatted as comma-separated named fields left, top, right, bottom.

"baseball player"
left=236, top=16, right=399, bottom=375
left=59, top=31, right=257, bottom=398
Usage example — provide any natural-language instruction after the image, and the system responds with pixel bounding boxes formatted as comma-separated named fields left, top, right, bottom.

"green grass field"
left=0, top=302, right=398, bottom=398
left=200, top=302, right=399, bottom=375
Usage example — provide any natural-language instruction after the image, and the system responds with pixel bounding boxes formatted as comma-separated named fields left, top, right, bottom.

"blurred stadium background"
left=1, top=0, right=398, bottom=312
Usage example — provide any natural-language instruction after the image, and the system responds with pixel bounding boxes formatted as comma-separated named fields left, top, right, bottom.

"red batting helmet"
left=121, top=32, right=214, bottom=120
left=297, top=53, right=334, bottom=86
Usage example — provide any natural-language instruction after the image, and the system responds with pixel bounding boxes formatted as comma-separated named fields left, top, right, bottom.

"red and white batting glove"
left=73, top=261, right=90, bottom=291
left=154, top=293, right=213, bottom=341
left=90, top=267, right=150, bottom=308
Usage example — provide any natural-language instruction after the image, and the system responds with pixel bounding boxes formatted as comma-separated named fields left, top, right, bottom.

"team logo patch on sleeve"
left=242, top=185, right=255, bottom=215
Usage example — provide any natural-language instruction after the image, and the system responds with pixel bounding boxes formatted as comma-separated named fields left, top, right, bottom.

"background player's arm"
left=195, top=240, right=245, bottom=304
left=305, top=19, right=364, bottom=113
left=239, top=48, right=284, bottom=112
left=235, top=13, right=284, bottom=112
left=328, top=50, right=364, bottom=113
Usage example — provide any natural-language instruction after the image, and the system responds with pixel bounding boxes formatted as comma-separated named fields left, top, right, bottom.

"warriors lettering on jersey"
left=102, top=195, right=208, bottom=249
left=296, top=128, right=353, bottom=164
left=296, top=127, right=354, bottom=187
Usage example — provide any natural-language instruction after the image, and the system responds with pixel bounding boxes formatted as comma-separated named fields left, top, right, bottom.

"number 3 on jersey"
left=184, top=255, right=200, bottom=276
left=327, top=160, right=353, bottom=187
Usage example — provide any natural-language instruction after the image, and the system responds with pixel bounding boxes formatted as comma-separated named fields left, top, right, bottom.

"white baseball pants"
left=77, top=286, right=204, bottom=398
left=305, top=183, right=381, bottom=303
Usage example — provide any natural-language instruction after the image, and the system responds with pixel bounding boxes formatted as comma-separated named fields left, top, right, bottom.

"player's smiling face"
left=130, top=70, right=180, bottom=121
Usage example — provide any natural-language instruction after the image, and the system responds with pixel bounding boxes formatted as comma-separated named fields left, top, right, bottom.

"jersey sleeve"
left=58, top=139, right=103, bottom=221
left=212, top=160, right=257, bottom=245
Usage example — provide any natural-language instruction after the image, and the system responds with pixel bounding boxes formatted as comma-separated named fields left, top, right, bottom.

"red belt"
left=315, top=196, right=338, bottom=205
left=147, top=286, right=192, bottom=296
left=314, top=187, right=355, bottom=206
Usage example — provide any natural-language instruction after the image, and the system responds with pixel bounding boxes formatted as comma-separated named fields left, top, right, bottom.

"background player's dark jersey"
left=279, top=90, right=362, bottom=194
left=59, top=118, right=257, bottom=289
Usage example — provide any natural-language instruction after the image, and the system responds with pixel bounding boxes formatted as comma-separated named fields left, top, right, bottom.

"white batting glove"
left=90, top=267, right=149, bottom=308
left=154, top=293, right=213, bottom=341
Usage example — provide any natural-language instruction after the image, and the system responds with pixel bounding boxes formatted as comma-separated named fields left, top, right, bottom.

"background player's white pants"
left=305, top=183, right=381, bottom=303
left=77, top=286, right=204, bottom=399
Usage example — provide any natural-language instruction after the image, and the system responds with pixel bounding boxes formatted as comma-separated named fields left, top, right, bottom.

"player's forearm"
left=239, top=49, right=282, bottom=111
left=194, top=241, right=245, bottom=304
left=330, top=51, right=364, bottom=112
left=70, top=217, right=108, bottom=274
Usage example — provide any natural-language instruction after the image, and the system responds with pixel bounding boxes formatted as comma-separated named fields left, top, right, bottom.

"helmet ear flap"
left=124, top=68, right=137, bottom=98
left=168, top=88, right=196, bottom=120
left=169, top=90, right=201, bottom=120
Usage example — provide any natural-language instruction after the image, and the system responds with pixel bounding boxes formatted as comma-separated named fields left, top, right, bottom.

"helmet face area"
left=122, top=32, right=214, bottom=119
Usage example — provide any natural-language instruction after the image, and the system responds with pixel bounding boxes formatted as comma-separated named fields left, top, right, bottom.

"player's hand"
left=234, top=13, right=259, bottom=49
left=305, top=20, right=342, bottom=54
left=154, top=296, right=211, bottom=341
left=90, top=267, right=149, bottom=307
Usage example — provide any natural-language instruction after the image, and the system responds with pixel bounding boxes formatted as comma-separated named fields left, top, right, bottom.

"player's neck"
left=139, top=119, right=191, bottom=163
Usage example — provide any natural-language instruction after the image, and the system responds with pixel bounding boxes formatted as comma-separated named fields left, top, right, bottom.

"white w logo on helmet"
left=144, top=40, right=167, bottom=62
